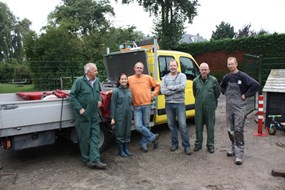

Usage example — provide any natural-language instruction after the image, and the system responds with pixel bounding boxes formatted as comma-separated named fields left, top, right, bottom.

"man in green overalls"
left=69, top=63, right=106, bottom=169
left=193, top=63, right=220, bottom=153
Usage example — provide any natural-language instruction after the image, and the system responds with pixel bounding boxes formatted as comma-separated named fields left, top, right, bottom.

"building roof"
left=263, top=69, right=285, bottom=93
left=179, top=34, right=207, bottom=43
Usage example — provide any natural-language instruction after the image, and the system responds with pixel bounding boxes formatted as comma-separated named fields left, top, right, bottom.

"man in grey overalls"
left=220, top=57, right=259, bottom=165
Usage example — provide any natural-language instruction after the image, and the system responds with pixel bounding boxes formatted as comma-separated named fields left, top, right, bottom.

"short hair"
left=199, top=62, right=209, bottom=70
left=227, top=57, right=238, bottom=64
left=135, top=62, right=144, bottom=68
left=84, top=63, right=96, bottom=74
left=169, top=59, right=178, bottom=66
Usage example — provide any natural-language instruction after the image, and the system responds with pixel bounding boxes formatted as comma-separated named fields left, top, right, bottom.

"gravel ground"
left=1, top=96, right=285, bottom=190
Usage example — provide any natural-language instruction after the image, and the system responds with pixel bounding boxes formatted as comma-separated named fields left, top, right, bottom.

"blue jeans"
left=165, top=102, right=190, bottom=149
left=134, top=105, right=156, bottom=148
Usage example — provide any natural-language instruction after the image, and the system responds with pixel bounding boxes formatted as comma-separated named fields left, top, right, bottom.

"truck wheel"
left=99, top=123, right=112, bottom=152
left=268, top=126, right=276, bottom=135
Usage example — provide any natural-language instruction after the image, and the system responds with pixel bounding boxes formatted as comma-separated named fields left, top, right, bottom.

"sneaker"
left=227, top=151, right=235, bottom=157
left=152, top=134, right=159, bottom=149
left=235, top=157, right=243, bottom=165
left=184, top=148, right=192, bottom=155
left=170, top=145, right=178, bottom=152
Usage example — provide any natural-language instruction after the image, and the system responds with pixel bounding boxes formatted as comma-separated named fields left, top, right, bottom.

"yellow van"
left=103, top=39, right=200, bottom=126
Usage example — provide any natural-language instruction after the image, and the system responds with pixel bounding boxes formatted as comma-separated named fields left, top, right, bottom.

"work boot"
left=235, top=157, right=243, bottom=165
left=122, top=143, right=133, bottom=156
left=227, top=150, right=235, bottom=157
left=152, top=134, right=159, bottom=149
left=208, top=147, right=215, bottom=153
left=194, top=147, right=201, bottom=152
left=86, top=161, right=107, bottom=170
left=118, top=144, right=127, bottom=158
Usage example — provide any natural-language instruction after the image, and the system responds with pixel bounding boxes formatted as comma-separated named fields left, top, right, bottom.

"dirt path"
left=1, top=96, right=285, bottom=190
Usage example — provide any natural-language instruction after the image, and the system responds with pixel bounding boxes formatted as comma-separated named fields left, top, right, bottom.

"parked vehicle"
left=0, top=39, right=199, bottom=152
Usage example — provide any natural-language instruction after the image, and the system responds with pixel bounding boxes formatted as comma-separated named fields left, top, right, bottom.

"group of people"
left=69, top=56, right=259, bottom=170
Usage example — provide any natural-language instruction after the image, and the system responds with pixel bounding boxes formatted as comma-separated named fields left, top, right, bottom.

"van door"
left=154, top=55, right=199, bottom=124
left=179, top=56, right=199, bottom=117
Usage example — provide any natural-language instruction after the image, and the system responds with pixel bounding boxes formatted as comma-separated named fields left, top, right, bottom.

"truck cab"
left=103, top=39, right=200, bottom=125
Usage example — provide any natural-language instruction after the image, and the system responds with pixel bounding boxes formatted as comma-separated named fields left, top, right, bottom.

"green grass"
left=0, top=83, right=35, bottom=93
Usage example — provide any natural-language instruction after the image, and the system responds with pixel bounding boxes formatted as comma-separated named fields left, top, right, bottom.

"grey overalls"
left=225, top=82, right=246, bottom=159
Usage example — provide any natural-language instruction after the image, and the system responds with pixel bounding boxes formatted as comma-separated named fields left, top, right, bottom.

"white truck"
left=0, top=90, right=114, bottom=152
left=0, top=39, right=199, bottom=152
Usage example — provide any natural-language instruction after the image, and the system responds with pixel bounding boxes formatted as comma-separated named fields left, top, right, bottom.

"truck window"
left=158, top=56, right=174, bottom=79
left=180, top=57, right=199, bottom=80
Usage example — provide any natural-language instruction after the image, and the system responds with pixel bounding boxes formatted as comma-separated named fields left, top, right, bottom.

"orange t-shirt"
left=128, top=74, right=160, bottom=106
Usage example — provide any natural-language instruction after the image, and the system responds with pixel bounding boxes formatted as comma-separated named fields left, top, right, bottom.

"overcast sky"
left=1, top=0, right=285, bottom=40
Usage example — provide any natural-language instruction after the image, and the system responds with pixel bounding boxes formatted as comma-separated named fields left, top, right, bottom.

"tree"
left=28, top=27, right=82, bottom=89
left=45, top=0, right=145, bottom=61
left=154, top=11, right=185, bottom=49
left=211, top=21, right=235, bottom=40
left=255, top=29, right=270, bottom=36
left=119, top=0, right=199, bottom=49
left=45, top=0, right=114, bottom=62
left=0, top=2, right=33, bottom=62
left=105, top=26, right=145, bottom=52
left=26, top=0, right=145, bottom=88
left=236, top=24, right=271, bottom=38
left=236, top=24, right=252, bottom=38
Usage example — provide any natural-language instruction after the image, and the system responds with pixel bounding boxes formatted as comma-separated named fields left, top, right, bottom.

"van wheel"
left=99, top=123, right=112, bottom=152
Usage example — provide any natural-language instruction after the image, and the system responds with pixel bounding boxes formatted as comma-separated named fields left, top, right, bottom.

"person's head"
left=134, top=62, right=144, bottom=76
left=116, top=73, right=128, bottom=88
left=227, top=57, right=238, bottom=73
left=84, top=63, right=98, bottom=80
left=168, top=59, right=178, bottom=75
left=199, top=62, right=210, bottom=79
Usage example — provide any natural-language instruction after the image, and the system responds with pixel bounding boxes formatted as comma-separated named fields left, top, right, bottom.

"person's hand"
left=241, top=94, right=246, bottom=100
left=98, top=101, right=102, bottom=108
left=111, top=118, right=115, bottom=125
left=107, top=90, right=113, bottom=95
left=79, top=108, right=85, bottom=115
